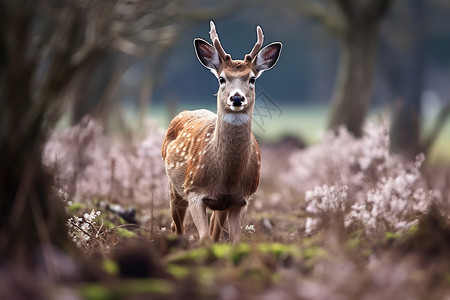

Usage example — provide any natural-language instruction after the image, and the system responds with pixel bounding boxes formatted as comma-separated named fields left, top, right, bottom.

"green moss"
left=102, top=259, right=119, bottom=276
left=211, top=243, right=232, bottom=259
left=104, top=220, right=116, bottom=229
left=302, top=245, right=325, bottom=260
left=79, top=279, right=174, bottom=300
left=258, top=242, right=296, bottom=259
left=117, top=227, right=136, bottom=238
left=166, top=247, right=209, bottom=265
left=68, top=202, right=85, bottom=214
left=166, top=264, right=190, bottom=279
left=79, top=284, right=113, bottom=300
left=117, top=279, right=173, bottom=294
left=231, top=243, right=251, bottom=265
left=385, top=231, right=402, bottom=240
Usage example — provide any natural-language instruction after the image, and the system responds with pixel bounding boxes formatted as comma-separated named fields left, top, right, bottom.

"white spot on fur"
left=206, top=132, right=211, bottom=137
left=222, top=113, right=250, bottom=126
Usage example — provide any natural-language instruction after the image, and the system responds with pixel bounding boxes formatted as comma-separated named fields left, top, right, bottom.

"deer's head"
left=194, top=22, right=282, bottom=116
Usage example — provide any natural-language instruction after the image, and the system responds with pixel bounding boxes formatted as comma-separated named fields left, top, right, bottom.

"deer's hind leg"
left=170, top=184, right=188, bottom=234
left=209, top=211, right=228, bottom=242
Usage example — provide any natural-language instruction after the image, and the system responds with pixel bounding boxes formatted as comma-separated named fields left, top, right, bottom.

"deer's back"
left=162, top=110, right=216, bottom=195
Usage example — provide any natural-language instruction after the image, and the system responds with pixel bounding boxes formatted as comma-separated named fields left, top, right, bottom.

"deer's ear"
left=194, top=39, right=220, bottom=76
left=253, top=42, right=282, bottom=77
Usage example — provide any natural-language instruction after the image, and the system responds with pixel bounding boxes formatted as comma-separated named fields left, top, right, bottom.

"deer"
left=161, top=21, right=282, bottom=243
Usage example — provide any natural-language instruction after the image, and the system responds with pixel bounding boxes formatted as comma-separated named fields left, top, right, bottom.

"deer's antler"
left=245, top=26, right=264, bottom=61
left=209, top=21, right=230, bottom=61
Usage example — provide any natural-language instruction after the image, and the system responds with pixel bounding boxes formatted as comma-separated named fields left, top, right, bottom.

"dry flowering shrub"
left=346, top=153, right=434, bottom=234
left=285, top=121, right=435, bottom=235
left=43, top=117, right=168, bottom=208
left=67, top=209, right=102, bottom=250
left=53, top=185, right=107, bottom=253
left=283, top=121, right=392, bottom=190
left=304, top=182, right=349, bottom=234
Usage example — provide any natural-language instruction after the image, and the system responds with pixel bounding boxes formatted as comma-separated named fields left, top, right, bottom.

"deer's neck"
left=211, top=109, right=253, bottom=182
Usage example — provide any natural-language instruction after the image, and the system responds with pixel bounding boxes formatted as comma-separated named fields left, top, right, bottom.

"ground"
left=9, top=117, right=449, bottom=300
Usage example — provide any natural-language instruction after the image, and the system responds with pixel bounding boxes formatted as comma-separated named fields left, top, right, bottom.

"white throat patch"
left=222, top=113, right=250, bottom=126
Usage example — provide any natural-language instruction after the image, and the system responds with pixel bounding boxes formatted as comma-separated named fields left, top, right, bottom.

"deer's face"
left=217, top=60, right=257, bottom=113
left=194, top=22, right=282, bottom=115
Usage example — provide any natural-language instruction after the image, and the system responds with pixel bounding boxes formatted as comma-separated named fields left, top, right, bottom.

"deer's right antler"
left=209, top=21, right=230, bottom=61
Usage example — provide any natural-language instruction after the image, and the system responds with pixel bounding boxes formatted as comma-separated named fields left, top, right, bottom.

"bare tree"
left=284, top=0, right=393, bottom=137
left=0, top=0, right=181, bottom=266
left=387, top=0, right=450, bottom=158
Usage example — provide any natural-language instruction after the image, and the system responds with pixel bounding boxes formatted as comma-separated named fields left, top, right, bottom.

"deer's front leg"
left=228, top=205, right=247, bottom=244
left=188, top=193, right=210, bottom=241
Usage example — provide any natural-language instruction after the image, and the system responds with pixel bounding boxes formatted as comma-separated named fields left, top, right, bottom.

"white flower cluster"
left=304, top=183, right=348, bottom=234
left=43, top=117, right=169, bottom=207
left=245, top=224, right=256, bottom=234
left=66, top=209, right=101, bottom=249
left=283, top=121, right=392, bottom=191
left=292, top=122, right=434, bottom=235
left=345, top=153, right=432, bottom=233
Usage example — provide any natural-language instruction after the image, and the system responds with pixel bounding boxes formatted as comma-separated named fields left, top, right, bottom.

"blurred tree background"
left=1, top=0, right=450, bottom=270
left=0, top=0, right=191, bottom=266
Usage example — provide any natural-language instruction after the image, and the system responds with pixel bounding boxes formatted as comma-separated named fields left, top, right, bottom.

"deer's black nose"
left=231, top=95, right=244, bottom=106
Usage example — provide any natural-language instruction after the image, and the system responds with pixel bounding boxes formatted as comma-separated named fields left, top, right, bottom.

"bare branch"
left=282, top=0, right=346, bottom=36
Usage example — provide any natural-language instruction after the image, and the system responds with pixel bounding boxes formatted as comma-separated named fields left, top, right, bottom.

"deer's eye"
left=249, top=77, right=256, bottom=85
left=219, top=77, right=226, bottom=85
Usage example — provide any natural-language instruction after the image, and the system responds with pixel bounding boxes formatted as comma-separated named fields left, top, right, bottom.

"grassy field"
left=29, top=114, right=450, bottom=299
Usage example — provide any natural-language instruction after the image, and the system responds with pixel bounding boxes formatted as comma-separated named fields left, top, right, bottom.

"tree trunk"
left=328, top=25, right=377, bottom=137
left=389, top=0, right=425, bottom=158
left=0, top=73, right=71, bottom=266
left=327, top=0, right=393, bottom=137
left=0, top=2, right=73, bottom=267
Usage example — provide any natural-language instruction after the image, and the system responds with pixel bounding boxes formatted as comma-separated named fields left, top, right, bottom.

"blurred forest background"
left=1, top=0, right=450, bottom=299
left=69, top=0, right=450, bottom=160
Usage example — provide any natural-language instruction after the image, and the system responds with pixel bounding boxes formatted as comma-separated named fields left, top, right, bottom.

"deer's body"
left=162, top=22, right=281, bottom=242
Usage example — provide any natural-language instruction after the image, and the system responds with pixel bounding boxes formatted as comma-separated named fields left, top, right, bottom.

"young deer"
left=162, top=21, right=282, bottom=243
